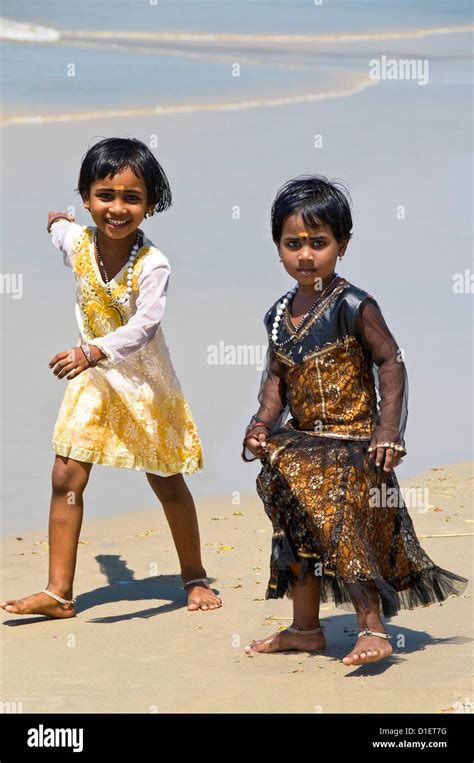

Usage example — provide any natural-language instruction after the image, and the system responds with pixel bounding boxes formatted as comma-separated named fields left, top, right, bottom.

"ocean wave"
left=0, top=17, right=60, bottom=42
left=1, top=18, right=472, bottom=46
left=63, top=24, right=473, bottom=43
left=0, top=76, right=377, bottom=128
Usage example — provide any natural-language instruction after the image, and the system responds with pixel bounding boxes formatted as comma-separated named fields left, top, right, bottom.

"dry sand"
left=0, top=460, right=472, bottom=714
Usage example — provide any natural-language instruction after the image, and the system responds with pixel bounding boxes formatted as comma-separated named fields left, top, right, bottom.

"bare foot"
left=245, top=627, right=326, bottom=654
left=342, top=633, right=392, bottom=666
left=0, top=591, right=76, bottom=619
left=186, top=584, right=222, bottom=612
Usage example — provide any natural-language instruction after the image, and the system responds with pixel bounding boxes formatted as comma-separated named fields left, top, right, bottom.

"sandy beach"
left=0, top=460, right=471, bottom=714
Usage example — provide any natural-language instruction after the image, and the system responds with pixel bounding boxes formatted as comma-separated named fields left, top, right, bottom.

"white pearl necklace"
left=271, top=286, right=298, bottom=344
left=271, top=273, right=339, bottom=347
left=94, top=229, right=143, bottom=306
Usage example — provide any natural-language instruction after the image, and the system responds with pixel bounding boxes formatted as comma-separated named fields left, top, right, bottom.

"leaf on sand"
left=217, top=543, right=234, bottom=553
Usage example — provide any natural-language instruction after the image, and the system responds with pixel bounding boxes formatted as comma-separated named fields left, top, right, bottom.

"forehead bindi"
left=283, top=216, right=331, bottom=238
left=92, top=169, right=146, bottom=194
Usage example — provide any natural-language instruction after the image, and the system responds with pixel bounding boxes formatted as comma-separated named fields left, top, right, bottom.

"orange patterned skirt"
left=257, top=422, right=468, bottom=617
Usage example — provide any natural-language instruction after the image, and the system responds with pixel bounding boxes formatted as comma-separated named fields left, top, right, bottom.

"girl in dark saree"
left=241, top=175, right=468, bottom=665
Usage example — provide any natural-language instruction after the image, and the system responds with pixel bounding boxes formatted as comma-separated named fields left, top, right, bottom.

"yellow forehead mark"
left=113, top=185, right=125, bottom=190
left=297, top=232, right=309, bottom=238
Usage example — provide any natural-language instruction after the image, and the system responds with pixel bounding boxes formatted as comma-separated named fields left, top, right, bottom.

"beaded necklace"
left=94, top=229, right=143, bottom=306
left=271, top=273, right=340, bottom=349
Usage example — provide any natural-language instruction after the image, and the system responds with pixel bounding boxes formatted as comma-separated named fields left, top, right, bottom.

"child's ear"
left=339, top=238, right=349, bottom=257
left=274, top=240, right=282, bottom=261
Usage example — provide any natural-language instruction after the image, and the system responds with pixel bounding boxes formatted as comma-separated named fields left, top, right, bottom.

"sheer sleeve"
left=355, top=296, right=408, bottom=452
left=89, top=252, right=170, bottom=364
left=241, top=340, right=289, bottom=462
left=49, top=218, right=84, bottom=268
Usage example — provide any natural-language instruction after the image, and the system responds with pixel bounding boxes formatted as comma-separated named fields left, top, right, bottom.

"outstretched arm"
left=47, top=212, right=83, bottom=268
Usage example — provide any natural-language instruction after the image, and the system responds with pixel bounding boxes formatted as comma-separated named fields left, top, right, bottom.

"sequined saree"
left=242, top=276, right=468, bottom=617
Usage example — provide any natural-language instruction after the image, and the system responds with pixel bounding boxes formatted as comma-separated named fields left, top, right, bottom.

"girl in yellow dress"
left=242, top=175, right=467, bottom=665
left=1, top=137, right=221, bottom=618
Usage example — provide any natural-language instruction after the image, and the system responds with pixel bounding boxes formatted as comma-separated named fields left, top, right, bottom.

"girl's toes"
left=346, top=652, right=359, bottom=664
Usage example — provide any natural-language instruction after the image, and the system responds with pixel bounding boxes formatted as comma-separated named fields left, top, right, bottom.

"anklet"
left=42, top=588, right=76, bottom=606
left=182, top=577, right=210, bottom=590
left=358, top=629, right=390, bottom=639
left=286, top=625, right=323, bottom=635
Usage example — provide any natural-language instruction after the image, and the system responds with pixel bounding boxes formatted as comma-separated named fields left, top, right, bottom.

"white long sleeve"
left=49, top=218, right=171, bottom=364
left=49, top=218, right=84, bottom=268
left=89, top=252, right=170, bottom=364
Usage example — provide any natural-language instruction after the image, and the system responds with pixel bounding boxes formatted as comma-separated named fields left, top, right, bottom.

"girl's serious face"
left=83, top=166, right=151, bottom=244
left=276, top=213, right=348, bottom=292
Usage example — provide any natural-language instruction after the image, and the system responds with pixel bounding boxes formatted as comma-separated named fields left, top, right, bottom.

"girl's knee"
left=146, top=472, right=187, bottom=502
left=51, top=456, right=91, bottom=496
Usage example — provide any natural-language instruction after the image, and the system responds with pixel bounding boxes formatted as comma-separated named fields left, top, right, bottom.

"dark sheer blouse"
left=242, top=281, right=408, bottom=462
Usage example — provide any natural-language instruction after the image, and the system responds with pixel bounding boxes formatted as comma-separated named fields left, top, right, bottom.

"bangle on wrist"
left=368, top=441, right=406, bottom=454
left=80, top=342, right=99, bottom=367
left=47, top=214, right=73, bottom=233
left=245, top=423, right=269, bottom=439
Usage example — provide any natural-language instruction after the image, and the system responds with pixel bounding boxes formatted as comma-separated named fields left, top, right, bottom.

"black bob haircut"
left=271, top=174, right=353, bottom=244
left=76, top=137, right=172, bottom=215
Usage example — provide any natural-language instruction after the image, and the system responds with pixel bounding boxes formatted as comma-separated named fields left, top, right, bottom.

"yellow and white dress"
left=49, top=220, right=203, bottom=476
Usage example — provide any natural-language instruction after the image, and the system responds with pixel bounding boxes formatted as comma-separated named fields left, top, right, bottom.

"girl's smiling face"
left=276, top=212, right=348, bottom=289
left=83, top=166, right=152, bottom=241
